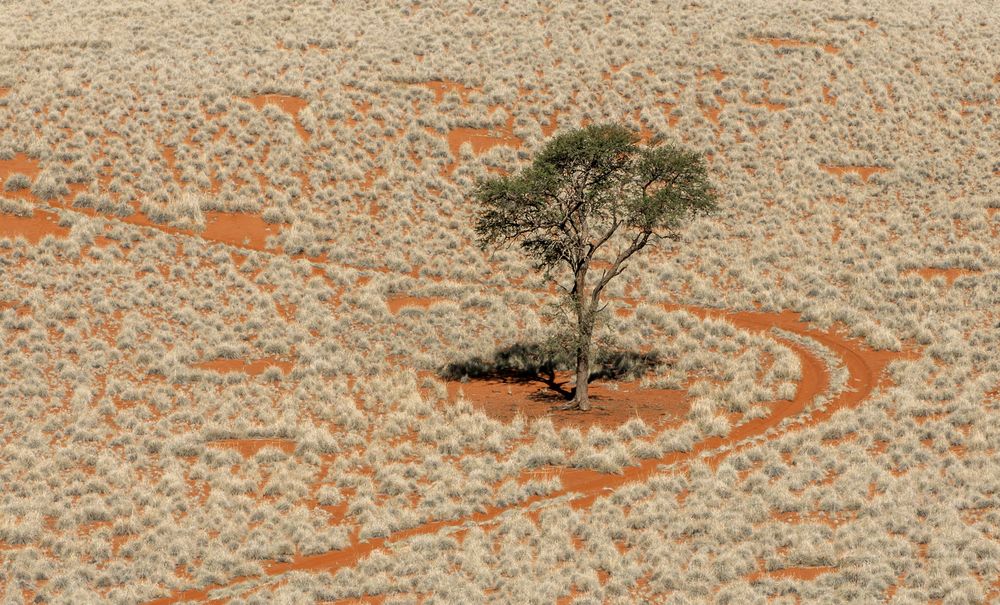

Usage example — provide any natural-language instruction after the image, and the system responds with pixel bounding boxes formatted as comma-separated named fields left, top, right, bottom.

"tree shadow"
left=440, top=341, right=663, bottom=401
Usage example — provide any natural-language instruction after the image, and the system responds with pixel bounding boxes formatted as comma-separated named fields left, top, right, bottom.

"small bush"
left=0, top=196, right=32, bottom=217
left=317, top=485, right=343, bottom=506
left=3, top=173, right=31, bottom=191
left=261, top=366, right=284, bottom=382
left=31, top=174, right=69, bottom=200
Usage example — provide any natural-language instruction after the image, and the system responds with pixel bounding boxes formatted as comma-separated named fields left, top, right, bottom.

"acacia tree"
left=473, top=123, right=718, bottom=411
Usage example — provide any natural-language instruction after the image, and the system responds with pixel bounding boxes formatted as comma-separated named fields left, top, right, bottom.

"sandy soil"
left=445, top=369, right=689, bottom=431
left=0, top=208, right=69, bottom=242
left=0, top=152, right=41, bottom=181
left=818, top=163, right=890, bottom=182
left=190, top=357, right=294, bottom=376
left=903, top=267, right=981, bottom=284
left=206, top=439, right=297, bottom=458
left=385, top=295, right=446, bottom=314
left=243, top=94, right=311, bottom=141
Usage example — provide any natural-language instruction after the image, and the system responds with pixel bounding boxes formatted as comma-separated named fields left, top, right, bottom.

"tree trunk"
left=572, top=329, right=591, bottom=410
left=571, top=264, right=592, bottom=411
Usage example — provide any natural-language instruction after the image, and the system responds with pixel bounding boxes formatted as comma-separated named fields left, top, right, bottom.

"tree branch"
left=591, top=229, right=651, bottom=304
left=587, top=217, right=621, bottom=259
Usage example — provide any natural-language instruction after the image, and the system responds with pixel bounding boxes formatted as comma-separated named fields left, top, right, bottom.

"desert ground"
left=0, top=0, right=998, bottom=603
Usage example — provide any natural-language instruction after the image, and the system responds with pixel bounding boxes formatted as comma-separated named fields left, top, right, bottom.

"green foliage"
left=473, top=123, right=718, bottom=273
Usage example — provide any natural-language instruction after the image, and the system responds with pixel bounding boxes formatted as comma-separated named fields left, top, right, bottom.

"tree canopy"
left=472, top=123, right=719, bottom=410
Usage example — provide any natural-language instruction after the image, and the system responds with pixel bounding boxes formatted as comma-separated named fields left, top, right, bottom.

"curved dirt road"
left=146, top=303, right=914, bottom=605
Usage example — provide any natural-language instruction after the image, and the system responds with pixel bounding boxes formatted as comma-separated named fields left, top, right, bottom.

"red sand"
left=740, top=91, right=787, bottom=112
left=822, top=84, right=837, bottom=106
left=445, top=370, right=688, bottom=431
left=443, top=117, right=522, bottom=175
left=409, top=79, right=522, bottom=175
left=707, top=67, right=726, bottom=82
left=746, top=564, right=837, bottom=582
left=413, top=80, right=480, bottom=104
left=191, top=357, right=293, bottom=376
left=0, top=208, right=70, bottom=243
left=386, top=295, right=445, bottom=314
left=22, top=178, right=284, bottom=254
left=202, top=210, right=280, bottom=250
left=112, top=203, right=281, bottom=252
left=541, top=108, right=561, bottom=137
left=0, top=153, right=41, bottom=181
left=903, top=267, right=979, bottom=284
left=819, top=164, right=889, bottom=182
left=700, top=94, right=727, bottom=127
left=243, top=94, right=310, bottom=141
left=207, top=439, right=296, bottom=458
left=162, top=145, right=180, bottom=183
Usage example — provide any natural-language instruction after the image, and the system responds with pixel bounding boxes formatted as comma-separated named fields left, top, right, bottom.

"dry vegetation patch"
left=0, top=0, right=998, bottom=603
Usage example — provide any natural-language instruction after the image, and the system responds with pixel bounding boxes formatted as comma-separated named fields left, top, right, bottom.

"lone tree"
left=473, top=123, right=718, bottom=410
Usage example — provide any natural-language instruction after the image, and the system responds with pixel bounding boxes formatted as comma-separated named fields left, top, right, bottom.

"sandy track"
left=144, top=301, right=913, bottom=604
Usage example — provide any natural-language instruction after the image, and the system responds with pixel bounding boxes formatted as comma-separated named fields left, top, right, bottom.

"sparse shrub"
left=31, top=173, right=69, bottom=200
left=262, top=206, right=285, bottom=224
left=0, top=196, right=32, bottom=217
left=0, top=511, right=43, bottom=544
left=3, top=173, right=32, bottom=192
left=317, top=485, right=343, bottom=506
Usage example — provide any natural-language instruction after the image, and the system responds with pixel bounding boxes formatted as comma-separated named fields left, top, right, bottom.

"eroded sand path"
left=145, top=302, right=913, bottom=604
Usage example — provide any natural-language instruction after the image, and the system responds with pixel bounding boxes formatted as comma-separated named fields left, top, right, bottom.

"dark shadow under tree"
left=440, top=340, right=664, bottom=403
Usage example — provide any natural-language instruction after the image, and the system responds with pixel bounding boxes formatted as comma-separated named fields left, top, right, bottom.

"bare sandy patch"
left=243, top=94, right=311, bottom=141
left=161, top=144, right=180, bottom=183
left=407, top=79, right=522, bottom=174
left=0, top=208, right=69, bottom=243
left=207, top=439, right=296, bottom=458
left=191, top=357, right=294, bottom=376
left=740, top=90, right=787, bottom=111
left=386, top=295, right=445, bottom=314
left=746, top=564, right=838, bottom=582
left=445, top=370, right=688, bottom=431
left=819, top=164, right=889, bottom=182
left=412, top=79, right=480, bottom=104
left=0, top=153, right=41, bottom=182
left=541, top=108, right=561, bottom=137
left=202, top=211, right=280, bottom=250
left=447, top=116, right=521, bottom=156
left=903, top=267, right=980, bottom=284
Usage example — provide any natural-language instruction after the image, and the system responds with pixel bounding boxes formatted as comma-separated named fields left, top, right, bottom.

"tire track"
left=145, top=304, right=916, bottom=605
